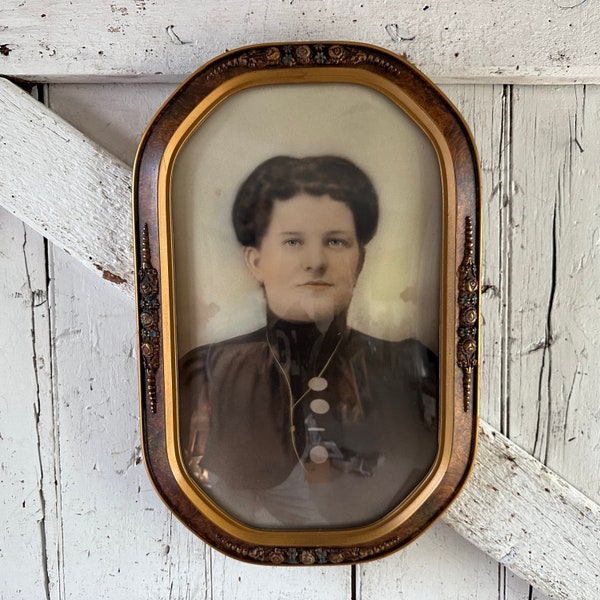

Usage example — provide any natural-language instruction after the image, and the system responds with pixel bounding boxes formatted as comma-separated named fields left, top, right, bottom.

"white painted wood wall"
left=2, top=2, right=600, bottom=599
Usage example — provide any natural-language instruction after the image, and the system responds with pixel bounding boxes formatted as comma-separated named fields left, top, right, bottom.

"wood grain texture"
left=441, top=84, right=548, bottom=600
left=1, top=0, right=599, bottom=83
left=446, top=421, right=600, bottom=600
left=0, top=213, right=58, bottom=599
left=358, top=520, right=499, bottom=599
left=508, top=86, right=600, bottom=503
left=47, top=245, right=212, bottom=599
left=0, top=78, right=133, bottom=295
left=442, top=83, right=600, bottom=600
left=47, top=83, right=177, bottom=166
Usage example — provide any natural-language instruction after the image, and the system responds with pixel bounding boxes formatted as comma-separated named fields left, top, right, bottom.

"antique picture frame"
left=133, top=41, right=480, bottom=565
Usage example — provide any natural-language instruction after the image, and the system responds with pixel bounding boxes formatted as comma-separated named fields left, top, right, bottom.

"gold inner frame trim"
left=157, top=67, right=457, bottom=546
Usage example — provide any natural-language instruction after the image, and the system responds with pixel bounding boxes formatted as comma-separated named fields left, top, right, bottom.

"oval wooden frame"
left=133, top=41, right=480, bottom=565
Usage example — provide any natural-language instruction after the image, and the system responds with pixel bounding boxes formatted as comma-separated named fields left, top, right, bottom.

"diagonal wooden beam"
left=0, top=78, right=134, bottom=295
left=1, top=77, right=599, bottom=599
left=446, top=421, right=600, bottom=599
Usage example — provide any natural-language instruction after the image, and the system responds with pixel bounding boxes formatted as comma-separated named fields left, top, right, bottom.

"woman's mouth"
left=301, top=280, right=333, bottom=288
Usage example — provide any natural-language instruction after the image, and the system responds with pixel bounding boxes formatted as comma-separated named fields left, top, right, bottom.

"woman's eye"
left=328, top=238, right=348, bottom=247
left=284, top=239, right=302, bottom=247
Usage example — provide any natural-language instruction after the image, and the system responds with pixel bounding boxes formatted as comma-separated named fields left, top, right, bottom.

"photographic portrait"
left=170, top=82, right=443, bottom=530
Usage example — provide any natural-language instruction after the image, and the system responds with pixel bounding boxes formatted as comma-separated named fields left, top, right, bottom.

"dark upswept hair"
left=232, top=155, right=379, bottom=248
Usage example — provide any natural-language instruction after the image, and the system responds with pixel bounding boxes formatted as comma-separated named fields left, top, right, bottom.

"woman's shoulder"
left=347, top=330, right=438, bottom=426
left=347, top=330, right=437, bottom=369
left=179, top=327, right=267, bottom=379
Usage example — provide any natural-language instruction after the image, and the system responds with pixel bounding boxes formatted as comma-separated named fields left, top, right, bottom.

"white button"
left=308, top=376, right=328, bottom=391
left=309, top=445, right=329, bottom=464
left=310, top=398, right=330, bottom=414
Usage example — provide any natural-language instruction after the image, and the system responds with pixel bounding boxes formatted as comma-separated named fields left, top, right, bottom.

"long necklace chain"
left=266, top=331, right=343, bottom=466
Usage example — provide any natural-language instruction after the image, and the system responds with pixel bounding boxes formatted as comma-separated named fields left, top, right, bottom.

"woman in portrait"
left=179, top=155, right=438, bottom=529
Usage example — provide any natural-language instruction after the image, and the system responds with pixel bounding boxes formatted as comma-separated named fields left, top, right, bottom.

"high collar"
left=266, top=310, right=347, bottom=372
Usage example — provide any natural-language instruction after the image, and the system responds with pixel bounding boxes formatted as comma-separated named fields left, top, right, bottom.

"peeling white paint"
left=0, top=0, right=599, bottom=82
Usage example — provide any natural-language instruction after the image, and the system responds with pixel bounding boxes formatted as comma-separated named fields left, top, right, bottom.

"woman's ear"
left=244, top=246, right=263, bottom=283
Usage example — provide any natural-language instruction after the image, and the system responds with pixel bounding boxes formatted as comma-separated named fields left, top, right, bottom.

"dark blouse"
left=179, top=317, right=438, bottom=528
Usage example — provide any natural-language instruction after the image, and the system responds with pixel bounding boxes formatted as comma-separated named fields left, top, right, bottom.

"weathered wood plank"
left=0, top=78, right=133, bottom=295
left=445, top=420, right=600, bottom=600
left=0, top=211, right=59, bottom=599
left=508, top=85, right=600, bottom=504
left=0, top=0, right=600, bottom=84
left=358, top=521, right=499, bottom=599
left=47, top=243, right=213, bottom=599
left=441, top=84, right=549, bottom=600
left=209, top=552, right=351, bottom=599
left=47, top=82, right=177, bottom=166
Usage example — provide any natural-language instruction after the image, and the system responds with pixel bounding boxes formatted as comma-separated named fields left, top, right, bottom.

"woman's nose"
left=302, top=243, right=327, bottom=273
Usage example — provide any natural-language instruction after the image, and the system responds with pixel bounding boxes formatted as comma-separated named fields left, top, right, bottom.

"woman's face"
left=244, top=193, right=362, bottom=323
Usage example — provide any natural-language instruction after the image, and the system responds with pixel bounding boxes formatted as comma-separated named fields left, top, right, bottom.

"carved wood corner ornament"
left=133, top=41, right=481, bottom=564
left=138, top=223, right=160, bottom=414
left=458, top=216, right=479, bottom=412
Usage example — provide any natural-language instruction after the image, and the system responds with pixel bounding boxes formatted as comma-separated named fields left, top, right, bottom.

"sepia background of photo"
left=171, top=82, right=442, bottom=354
